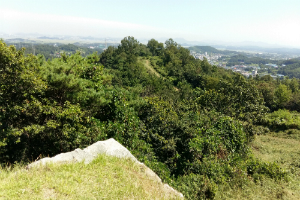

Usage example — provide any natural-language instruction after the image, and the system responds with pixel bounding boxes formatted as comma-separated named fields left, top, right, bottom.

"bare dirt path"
left=142, top=59, right=161, bottom=77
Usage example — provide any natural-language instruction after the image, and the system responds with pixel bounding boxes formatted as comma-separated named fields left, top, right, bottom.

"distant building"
left=266, top=64, right=278, bottom=68
left=252, top=68, right=257, bottom=77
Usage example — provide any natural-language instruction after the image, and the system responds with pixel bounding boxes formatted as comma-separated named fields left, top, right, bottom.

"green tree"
left=289, top=78, right=299, bottom=93
left=0, top=42, right=46, bottom=161
left=165, top=38, right=178, bottom=49
left=147, top=39, right=164, bottom=56
left=275, top=84, right=292, bottom=108
left=99, top=46, right=116, bottom=69
left=117, top=36, right=139, bottom=63
left=257, top=82, right=276, bottom=110
left=0, top=42, right=112, bottom=163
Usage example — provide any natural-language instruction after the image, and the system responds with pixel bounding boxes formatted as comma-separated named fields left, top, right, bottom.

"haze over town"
left=1, top=0, right=300, bottom=48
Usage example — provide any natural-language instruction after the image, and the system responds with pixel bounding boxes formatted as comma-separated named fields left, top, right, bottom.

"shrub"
left=262, top=109, right=300, bottom=130
left=246, top=158, right=288, bottom=182
left=173, top=174, right=217, bottom=200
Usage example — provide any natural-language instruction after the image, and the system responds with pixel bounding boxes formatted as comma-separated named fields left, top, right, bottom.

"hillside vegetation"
left=278, top=59, right=300, bottom=79
left=1, top=37, right=300, bottom=199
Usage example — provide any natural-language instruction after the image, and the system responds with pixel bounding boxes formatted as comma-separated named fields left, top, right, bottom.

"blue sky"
left=1, top=0, right=300, bottom=47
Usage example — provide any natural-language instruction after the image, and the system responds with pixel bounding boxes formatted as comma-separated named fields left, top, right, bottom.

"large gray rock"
left=27, top=138, right=183, bottom=198
left=28, top=138, right=137, bottom=167
left=83, top=138, right=138, bottom=163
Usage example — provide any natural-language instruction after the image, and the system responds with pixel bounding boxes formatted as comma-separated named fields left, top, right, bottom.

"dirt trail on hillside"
left=143, top=60, right=161, bottom=77
left=141, top=59, right=179, bottom=91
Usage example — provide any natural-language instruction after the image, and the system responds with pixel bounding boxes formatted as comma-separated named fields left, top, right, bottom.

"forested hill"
left=4, top=42, right=102, bottom=60
left=1, top=37, right=299, bottom=199
left=278, top=58, right=300, bottom=79
left=227, top=54, right=272, bottom=65
left=189, top=45, right=236, bottom=55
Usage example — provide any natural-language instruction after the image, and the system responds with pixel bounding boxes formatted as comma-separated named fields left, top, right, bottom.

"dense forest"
left=1, top=37, right=300, bottom=199
left=277, top=58, right=300, bottom=79
left=226, top=54, right=273, bottom=66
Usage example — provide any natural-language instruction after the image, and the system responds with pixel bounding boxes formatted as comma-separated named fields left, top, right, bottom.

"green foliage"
left=147, top=39, right=164, bottom=56
left=196, top=76, right=269, bottom=123
left=274, top=84, right=292, bottom=108
left=246, top=158, right=288, bottom=181
left=256, top=81, right=276, bottom=110
left=262, top=109, right=300, bottom=131
left=0, top=42, right=112, bottom=163
left=189, top=116, right=247, bottom=160
left=227, top=54, right=271, bottom=66
left=286, top=128, right=300, bottom=135
left=0, top=38, right=292, bottom=199
left=278, top=59, right=300, bottom=79
left=116, top=36, right=140, bottom=63
left=0, top=42, right=46, bottom=161
left=173, top=174, right=217, bottom=200
left=243, top=123, right=270, bottom=137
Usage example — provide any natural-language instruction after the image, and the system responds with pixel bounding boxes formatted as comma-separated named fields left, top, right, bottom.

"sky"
left=1, top=0, right=300, bottom=47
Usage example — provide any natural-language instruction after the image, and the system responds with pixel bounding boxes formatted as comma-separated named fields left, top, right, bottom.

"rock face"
left=28, top=138, right=138, bottom=167
left=27, top=138, right=183, bottom=198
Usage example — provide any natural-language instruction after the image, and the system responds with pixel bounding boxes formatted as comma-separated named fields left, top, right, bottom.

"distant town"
left=189, top=50, right=298, bottom=79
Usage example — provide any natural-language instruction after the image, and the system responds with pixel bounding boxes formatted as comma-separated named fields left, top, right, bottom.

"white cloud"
left=220, top=15, right=300, bottom=47
left=0, top=8, right=171, bottom=38
left=1, top=8, right=300, bottom=47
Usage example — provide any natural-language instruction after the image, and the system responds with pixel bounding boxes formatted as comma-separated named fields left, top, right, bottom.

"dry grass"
left=0, top=155, right=181, bottom=200
left=252, top=135, right=300, bottom=172
left=141, top=59, right=161, bottom=78
left=139, top=58, right=180, bottom=91
left=214, top=133, right=300, bottom=200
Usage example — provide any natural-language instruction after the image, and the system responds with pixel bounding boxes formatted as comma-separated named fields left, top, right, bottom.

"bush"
left=286, top=129, right=300, bottom=135
left=243, top=123, right=270, bottom=139
left=173, top=174, right=217, bottom=200
left=246, top=158, right=288, bottom=181
left=262, top=109, right=300, bottom=130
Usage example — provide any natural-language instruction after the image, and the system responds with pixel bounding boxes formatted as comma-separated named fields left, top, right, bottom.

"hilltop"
left=1, top=37, right=300, bottom=199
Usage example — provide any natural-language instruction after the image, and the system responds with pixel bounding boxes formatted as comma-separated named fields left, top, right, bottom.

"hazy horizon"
left=1, top=0, right=300, bottom=48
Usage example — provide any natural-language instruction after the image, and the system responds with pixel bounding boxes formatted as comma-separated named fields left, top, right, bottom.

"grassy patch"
left=213, top=134, right=300, bottom=199
left=270, top=129, right=300, bottom=141
left=250, top=134, right=300, bottom=199
left=252, top=135, right=300, bottom=176
left=0, top=155, right=180, bottom=200
left=216, top=177, right=298, bottom=200
left=263, top=109, right=300, bottom=131
left=139, top=58, right=161, bottom=78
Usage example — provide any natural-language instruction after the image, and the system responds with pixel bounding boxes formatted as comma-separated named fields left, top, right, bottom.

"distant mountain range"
left=188, top=46, right=236, bottom=55
left=212, top=45, right=300, bottom=55
left=2, top=33, right=300, bottom=56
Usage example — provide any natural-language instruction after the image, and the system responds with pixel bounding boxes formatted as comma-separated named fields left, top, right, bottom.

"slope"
left=0, top=154, right=181, bottom=200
